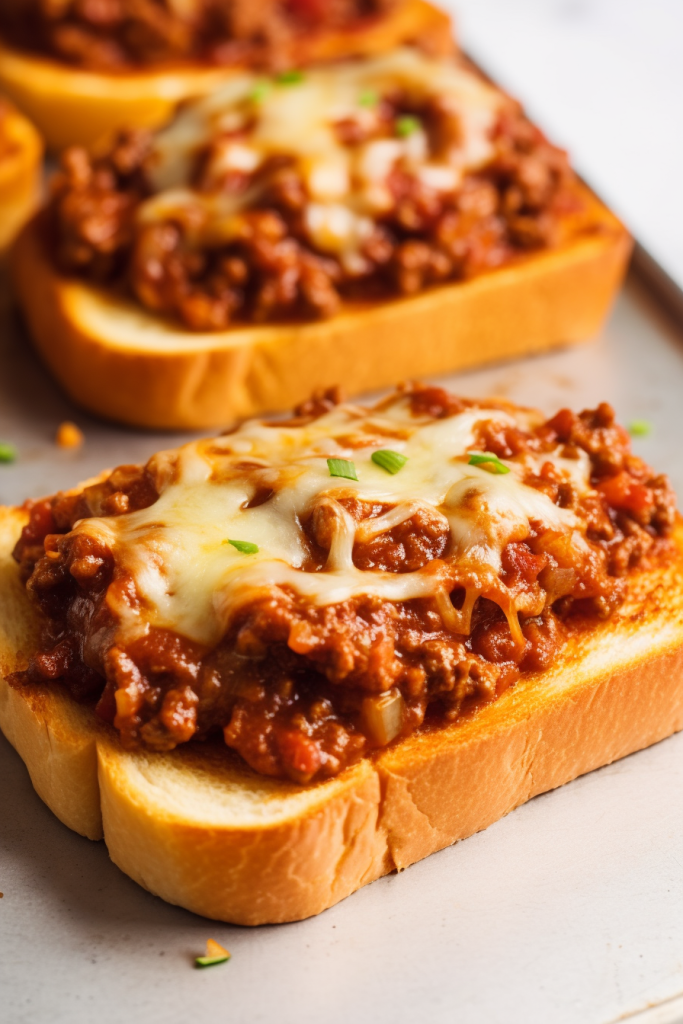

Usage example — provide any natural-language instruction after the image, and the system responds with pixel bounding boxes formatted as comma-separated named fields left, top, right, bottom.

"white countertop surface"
left=445, top=0, right=683, bottom=294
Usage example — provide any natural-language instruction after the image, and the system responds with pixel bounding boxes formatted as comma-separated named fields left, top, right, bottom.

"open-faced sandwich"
left=13, top=45, right=631, bottom=428
left=0, top=0, right=451, bottom=149
left=0, top=96, right=42, bottom=253
left=2, top=383, right=681, bottom=924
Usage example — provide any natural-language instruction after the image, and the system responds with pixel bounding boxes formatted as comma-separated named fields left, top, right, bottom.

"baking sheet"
left=2, top=270, right=683, bottom=1024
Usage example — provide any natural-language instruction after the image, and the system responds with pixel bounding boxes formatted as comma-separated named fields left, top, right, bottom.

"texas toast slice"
left=2, top=504, right=682, bottom=925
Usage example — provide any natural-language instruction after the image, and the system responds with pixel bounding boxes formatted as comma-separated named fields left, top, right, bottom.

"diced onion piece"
left=539, top=565, right=577, bottom=605
left=304, top=203, right=373, bottom=257
left=355, top=138, right=403, bottom=184
left=360, top=689, right=405, bottom=746
left=215, top=142, right=261, bottom=174
left=455, top=106, right=498, bottom=168
left=305, top=158, right=350, bottom=201
left=402, top=129, right=428, bottom=165
left=417, top=164, right=461, bottom=193
left=341, top=251, right=371, bottom=276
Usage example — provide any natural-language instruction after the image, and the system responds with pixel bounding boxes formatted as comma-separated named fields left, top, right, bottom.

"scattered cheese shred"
left=74, top=399, right=586, bottom=650
left=56, top=422, right=84, bottom=449
left=206, top=939, right=229, bottom=958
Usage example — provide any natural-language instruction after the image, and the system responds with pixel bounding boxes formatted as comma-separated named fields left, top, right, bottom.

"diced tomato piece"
left=598, top=472, right=654, bottom=515
left=545, top=407, right=577, bottom=440
left=277, top=730, right=322, bottom=782
left=20, top=499, right=55, bottom=544
left=288, top=0, right=326, bottom=21
left=502, top=542, right=548, bottom=585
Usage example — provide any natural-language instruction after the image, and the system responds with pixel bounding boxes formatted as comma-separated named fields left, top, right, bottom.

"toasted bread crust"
left=12, top=192, right=631, bottom=430
left=0, top=102, right=42, bottom=253
left=0, top=1, right=452, bottom=151
left=2, top=503, right=683, bottom=925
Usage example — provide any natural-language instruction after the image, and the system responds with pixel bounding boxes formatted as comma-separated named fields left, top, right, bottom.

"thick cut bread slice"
left=2, top=505, right=683, bottom=925
left=0, top=101, right=42, bottom=254
left=0, top=1, right=451, bottom=151
left=12, top=190, right=631, bottom=430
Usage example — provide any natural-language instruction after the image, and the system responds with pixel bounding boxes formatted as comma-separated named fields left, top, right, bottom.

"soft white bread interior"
left=2, top=503, right=683, bottom=925
left=12, top=185, right=632, bottom=430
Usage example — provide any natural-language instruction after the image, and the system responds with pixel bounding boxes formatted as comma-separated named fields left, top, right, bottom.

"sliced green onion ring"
left=359, top=88, right=379, bottom=108
left=327, top=458, right=358, bottom=481
left=467, top=451, right=510, bottom=475
left=628, top=419, right=652, bottom=437
left=371, top=449, right=408, bottom=475
left=0, top=442, right=16, bottom=464
left=227, top=539, right=259, bottom=554
left=195, top=954, right=231, bottom=968
left=395, top=115, right=421, bottom=137
left=276, top=69, right=305, bottom=85
left=249, top=80, right=271, bottom=103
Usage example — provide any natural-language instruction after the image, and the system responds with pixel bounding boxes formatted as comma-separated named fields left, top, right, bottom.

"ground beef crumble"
left=43, top=89, right=577, bottom=329
left=0, top=0, right=399, bottom=71
left=12, top=386, right=677, bottom=783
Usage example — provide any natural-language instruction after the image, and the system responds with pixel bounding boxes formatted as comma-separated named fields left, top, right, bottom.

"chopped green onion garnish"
left=195, top=954, right=231, bottom=968
left=249, top=80, right=271, bottom=103
left=276, top=69, right=305, bottom=85
left=371, top=449, right=408, bottom=475
left=628, top=419, right=652, bottom=438
left=0, top=442, right=16, bottom=464
left=358, top=88, right=379, bottom=108
left=395, top=115, right=421, bottom=138
left=327, top=458, right=358, bottom=481
left=227, top=539, right=259, bottom=554
left=467, top=451, right=510, bottom=475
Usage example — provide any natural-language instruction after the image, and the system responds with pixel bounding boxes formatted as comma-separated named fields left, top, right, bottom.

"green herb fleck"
left=249, top=80, right=271, bottom=103
left=358, top=88, right=379, bottom=108
left=467, top=451, right=510, bottom=475
left=395, top=115, right=421, bottom=138
left=628, top=419, right=652, bottom=438
left=327, top=458, right=358, bottom=481
left=195, top=954, right=231, bottom=969
left=0, top=442, right=16, bottom=464
left=227, top=539, right=259, bottom=555
left=371, top=449, right=408, bottom=475
left=276, top=69, right=305, bottom=86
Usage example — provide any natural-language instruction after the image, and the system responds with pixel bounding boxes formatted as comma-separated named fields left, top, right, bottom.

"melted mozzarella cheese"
left=73, top=399, right=587, bottom=647
left=142, top=48, right=507, bottom=263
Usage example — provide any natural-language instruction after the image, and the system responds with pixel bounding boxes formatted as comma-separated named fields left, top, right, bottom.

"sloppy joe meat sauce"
left=12, top=386, right=676, bottom=784
left=0, top=1, right=397, bottom=71
left=45, top=56, right=577, bottom=332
